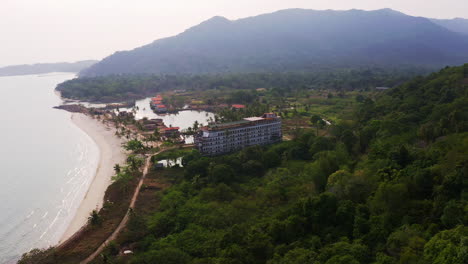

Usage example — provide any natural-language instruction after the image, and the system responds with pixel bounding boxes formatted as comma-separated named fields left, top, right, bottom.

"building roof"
left=232, top=104, right=246, bottom=109
left=207, top=120, right=250, bottom=130
left=156, top=105, right=166, bottom=108
left=243, top=117, right=264, bottom=122
left=202, top=113, right=279, bottom=132
left=163, top=127, right=180, bottom=131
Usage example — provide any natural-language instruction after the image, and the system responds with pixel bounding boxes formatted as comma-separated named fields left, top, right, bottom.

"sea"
left=0, top=73, right=99, bottom=263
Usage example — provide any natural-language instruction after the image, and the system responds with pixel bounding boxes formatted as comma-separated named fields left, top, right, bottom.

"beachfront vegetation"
left=123, top=139, right=145, bottom=152
left=88, top=210, right=102, bottom=226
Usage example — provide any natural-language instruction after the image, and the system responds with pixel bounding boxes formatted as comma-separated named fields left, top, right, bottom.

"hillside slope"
left=81, top=9, right=468, bottom=76
left=114, top=64, right=468, bottom=264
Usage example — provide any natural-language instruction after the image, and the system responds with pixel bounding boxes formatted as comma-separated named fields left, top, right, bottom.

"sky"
left=2, top=0, right=468, bottom=66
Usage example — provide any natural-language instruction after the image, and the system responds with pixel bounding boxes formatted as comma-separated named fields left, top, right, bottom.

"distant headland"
left=0, top=60, right=97, bottom=77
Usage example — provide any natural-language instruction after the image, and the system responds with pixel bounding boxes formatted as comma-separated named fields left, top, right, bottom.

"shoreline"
left=59, top=113, right=127, bottom=243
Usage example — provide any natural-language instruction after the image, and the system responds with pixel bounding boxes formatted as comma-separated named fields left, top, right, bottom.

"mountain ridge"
left=431, top=17, right=468, bottom=35
left=81, top=9, right=468, bottom=77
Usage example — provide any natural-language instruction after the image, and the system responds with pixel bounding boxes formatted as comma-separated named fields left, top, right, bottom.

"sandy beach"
left=59, top=113, right=127, bottom=243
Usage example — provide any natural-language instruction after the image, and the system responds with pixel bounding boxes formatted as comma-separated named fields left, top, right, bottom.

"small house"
left=162, top=127, right=180, bottom=137
left=155, top=104, right=167, bottom=113
left=232, top=104, right=246, bottom=110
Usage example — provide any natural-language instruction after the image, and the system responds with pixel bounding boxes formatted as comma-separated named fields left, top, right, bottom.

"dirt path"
left=81, top=145, right=194, bottom=264
left=80, top=155, right=151, bottom=264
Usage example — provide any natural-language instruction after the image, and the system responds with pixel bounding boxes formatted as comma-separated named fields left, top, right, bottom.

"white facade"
left=195, top=113, right=282, bottom=156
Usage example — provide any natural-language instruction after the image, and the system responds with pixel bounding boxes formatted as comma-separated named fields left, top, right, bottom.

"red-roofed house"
left=161, top=127, right=180, bottom=137
left=232, top=104, right=246, bottom=109
left=150, top=96, right=164, bottom=110
left=155, top=104, right=167, bottom=113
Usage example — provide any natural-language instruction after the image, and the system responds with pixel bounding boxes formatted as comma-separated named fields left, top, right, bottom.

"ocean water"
left=0, top=73, right=99, bottom=263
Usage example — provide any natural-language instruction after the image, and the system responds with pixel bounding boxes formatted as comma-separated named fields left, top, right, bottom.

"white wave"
left=26, top=210, right=35, bottom=219
left=41, top=212, right=48, bottom=219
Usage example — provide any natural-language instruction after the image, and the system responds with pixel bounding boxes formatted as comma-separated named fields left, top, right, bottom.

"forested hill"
left=81, top=8, right=468, bottom=77
left=121, top=65, right=468, bottom=263
left=19, top=68, right=468, bottom=264
left=0, top=60, right=97, bottom=77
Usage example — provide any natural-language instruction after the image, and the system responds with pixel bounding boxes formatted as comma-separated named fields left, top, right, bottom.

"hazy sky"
left=2, top=0, right=468, bottom=66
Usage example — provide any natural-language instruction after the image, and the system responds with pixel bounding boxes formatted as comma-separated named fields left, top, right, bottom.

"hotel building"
left=195, top=113, right=282, bottom=156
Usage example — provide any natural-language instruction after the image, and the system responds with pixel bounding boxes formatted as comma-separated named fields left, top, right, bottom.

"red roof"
left=157, top=105, right=166, bottom=108
left=163, top=127, right=180, bottom=131
left=232, top=104, right=246, bottom=109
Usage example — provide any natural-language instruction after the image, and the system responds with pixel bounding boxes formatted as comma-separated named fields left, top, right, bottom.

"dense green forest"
left=24, top=64, right=467, bottom=264
left=57, top=67, right=429, bottom=102
left=97, top=65, right=467, bottom=264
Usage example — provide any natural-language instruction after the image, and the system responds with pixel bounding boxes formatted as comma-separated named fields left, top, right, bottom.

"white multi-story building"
left=195, top=113, right=282, bottom=156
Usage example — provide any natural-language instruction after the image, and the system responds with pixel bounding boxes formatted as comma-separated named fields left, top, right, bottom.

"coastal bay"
left=0, top=73, right=126, bottom=263
left=0, top=73, right=99, bottom=263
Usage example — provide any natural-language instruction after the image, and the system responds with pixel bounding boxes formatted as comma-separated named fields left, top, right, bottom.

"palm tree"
left=192, top=120, right=199, bottom=131
left=113, top=164, right=121, bottom=174
left=310, top=114, right=326, bottom=136
left=88, top=210, right=102, bottom=226
left=127, top=155, right=144, bottom=171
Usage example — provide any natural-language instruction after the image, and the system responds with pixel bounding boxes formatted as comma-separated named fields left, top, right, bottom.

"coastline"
left=59, top=113, right=127, bottom=243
